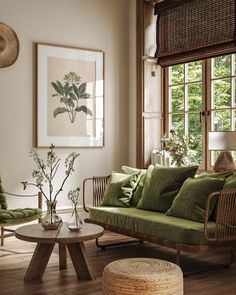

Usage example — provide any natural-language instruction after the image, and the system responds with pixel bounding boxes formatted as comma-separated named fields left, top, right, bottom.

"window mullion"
left=230, top=54, right=235, bottom=131
left=185, top=85, right=188, bottom=136
left=205, top=58, right=212, bottom=170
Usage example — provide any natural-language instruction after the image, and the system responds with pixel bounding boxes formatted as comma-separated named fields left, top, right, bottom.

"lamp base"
left=214, top=151, right=236, bottom=172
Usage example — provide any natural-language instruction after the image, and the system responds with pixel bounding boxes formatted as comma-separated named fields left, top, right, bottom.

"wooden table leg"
left=24, top=243, right=55, bottom=281
left=67, top=242, right=94, bottom=280
left=59, top=243, right=67, bottom=270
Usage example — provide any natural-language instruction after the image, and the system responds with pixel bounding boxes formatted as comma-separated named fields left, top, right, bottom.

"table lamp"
left=208, top=131, right=236, bottom=172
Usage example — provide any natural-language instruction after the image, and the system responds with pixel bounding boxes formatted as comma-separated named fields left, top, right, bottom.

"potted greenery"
left=161, top=130, right=197, bottom=167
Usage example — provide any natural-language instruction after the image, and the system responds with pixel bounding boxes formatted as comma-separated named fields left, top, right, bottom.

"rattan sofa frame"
left=83, top=176, right=236, bottom=267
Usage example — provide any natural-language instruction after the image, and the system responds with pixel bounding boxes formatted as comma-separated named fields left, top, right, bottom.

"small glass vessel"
left=67, top=202, right=83, bottom=231
left=41, top=200, right=62, bottom=230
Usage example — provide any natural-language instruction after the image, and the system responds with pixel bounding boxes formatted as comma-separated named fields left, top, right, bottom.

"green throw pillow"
left=197, top=171, right=233, bottom=221
left=223, top=173, right=236, bottom=189
left=121, top=165, right=146, bottom=175
left=0, top=177, right=7, bottom=210
left=101, top=171, right=141, bottom=207
left=137, top=165, right=198, bottom=212
left=121, top=165, right=148, bottom=207
left=196, top=171, right=232, bottom=179
left=166, top=177, right=225, bottom=222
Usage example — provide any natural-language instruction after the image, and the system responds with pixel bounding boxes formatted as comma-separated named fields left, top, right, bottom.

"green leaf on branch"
left=80, top=93, right=91, bottom=99
left=72, top=84, right=80, bottom=99
left=75, top=105, right=92, bottom=116
left=64, top=82, right=70, bottom=95
left=78, top=83, right=87, bottom=95
left=67, top=97, right=75, bottom=107
left=51, top=81, right=65, bottom=95
left=53, top=107, right=69, bottom=118
left=69, top=92, right=77, bottom=101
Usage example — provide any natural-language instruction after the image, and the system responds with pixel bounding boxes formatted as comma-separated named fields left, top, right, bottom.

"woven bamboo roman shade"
left=155, top=0, right=236, bottom=66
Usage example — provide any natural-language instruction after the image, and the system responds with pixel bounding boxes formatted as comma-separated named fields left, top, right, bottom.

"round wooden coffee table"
left=15, top=222, right=104, bottom=281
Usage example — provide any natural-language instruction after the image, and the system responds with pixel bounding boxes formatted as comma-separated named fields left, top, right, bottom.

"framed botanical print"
left=36, top=43, right=104, bottom=147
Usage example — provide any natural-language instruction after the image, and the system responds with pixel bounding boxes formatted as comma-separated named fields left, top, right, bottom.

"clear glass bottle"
left=67, top=202, right=83, bottom=231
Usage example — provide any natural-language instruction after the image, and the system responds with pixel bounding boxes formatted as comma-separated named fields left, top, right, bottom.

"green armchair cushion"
left=137, top=165, right=198, bottom=212
left=121, top=165, right=148, bottom=207
left=101, top=171, right=141, bottom=207
left=0, top=177, right=7, bottom=210
left=0, top=208, right=42, bottom=224
left=166, top=177, right=225, bottom=222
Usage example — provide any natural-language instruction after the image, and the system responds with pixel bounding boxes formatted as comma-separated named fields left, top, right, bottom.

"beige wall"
left=0, top=0, right=132, bottom=209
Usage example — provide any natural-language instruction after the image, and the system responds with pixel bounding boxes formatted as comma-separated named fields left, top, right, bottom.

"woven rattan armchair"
left=0, top=179, right=42, bottom=245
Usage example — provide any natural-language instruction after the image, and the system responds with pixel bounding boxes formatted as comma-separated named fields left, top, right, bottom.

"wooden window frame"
left=164, top=54, right=236, bottom=171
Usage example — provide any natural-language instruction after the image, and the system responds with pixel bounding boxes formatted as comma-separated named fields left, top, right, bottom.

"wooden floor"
left=1, top=231, right=236, bottom=295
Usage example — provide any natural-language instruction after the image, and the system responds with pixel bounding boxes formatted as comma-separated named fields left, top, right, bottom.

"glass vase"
left=67, top=202, right=83, bottom=231
left=41, top=200, right=62, bottom=230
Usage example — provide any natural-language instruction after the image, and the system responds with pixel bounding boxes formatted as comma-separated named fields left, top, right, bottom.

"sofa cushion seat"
left=0, top=208, right=42, bottom=224
left=89, top=207, right=216, bottom=246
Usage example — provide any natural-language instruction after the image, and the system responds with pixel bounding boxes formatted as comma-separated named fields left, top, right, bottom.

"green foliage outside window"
left=168, top=55, right=235, bottom=166
left=169, top=61, right=203, bottom=165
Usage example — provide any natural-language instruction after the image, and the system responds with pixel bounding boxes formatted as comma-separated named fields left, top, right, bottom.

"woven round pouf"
left=103, top=258, right=183, bottom=295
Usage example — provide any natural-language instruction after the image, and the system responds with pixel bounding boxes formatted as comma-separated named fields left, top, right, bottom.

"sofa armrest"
left=82, top=176, right=110, bottom=212
left=204, top=189, right=236, bottom=245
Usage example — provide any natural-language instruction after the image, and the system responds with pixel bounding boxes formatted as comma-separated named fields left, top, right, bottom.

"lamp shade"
left=208, top=131, right=236, bottom=151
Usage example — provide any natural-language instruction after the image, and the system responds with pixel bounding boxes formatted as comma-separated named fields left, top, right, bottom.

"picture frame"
left=36, top=43, right=104, bottom=147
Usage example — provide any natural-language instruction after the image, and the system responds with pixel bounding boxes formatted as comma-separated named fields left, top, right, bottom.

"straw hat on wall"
left=0, top=22, right=19, bottom=68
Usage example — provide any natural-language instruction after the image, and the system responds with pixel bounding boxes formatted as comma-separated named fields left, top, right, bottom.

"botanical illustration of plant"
left=51, top=71, right=92, bottom=123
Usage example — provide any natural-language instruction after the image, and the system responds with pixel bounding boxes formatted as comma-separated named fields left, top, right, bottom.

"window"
left=167, top=61, right=203, bottom=166
left=210, top=54, right=236, bottom=165
left=136, top=0, right=236, bottom=169
left=165, top=53, right=236, bottom=170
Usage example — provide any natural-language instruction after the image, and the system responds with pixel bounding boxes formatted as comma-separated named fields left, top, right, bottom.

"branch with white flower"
left=22, top=144, right=80, bottom=203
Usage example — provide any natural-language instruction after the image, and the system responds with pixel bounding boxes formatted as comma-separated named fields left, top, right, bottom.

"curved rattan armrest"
left=83, top=176, right=110, bottom=213
left=5, top=191, right=42, bottom=209
left=204, top=189, right=236, bottom=245
left=204, top=191, right=220, bottom=242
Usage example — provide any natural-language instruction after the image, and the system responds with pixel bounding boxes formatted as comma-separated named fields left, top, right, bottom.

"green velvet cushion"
left=137, top=165, right=198, bottom=212
left=101, top=172, right=141, bottom=207
left=0, top=208, right=42, bottom=223
left=131, top=174, right=146, bottom=207
left=196, top=171, right=232, bottom=180
left=121, top=165, right=148, bottom=207
left=166, top=177, right=225, bottom=222
left=197, top=171, right=233, bottom=221
left=121, top=166, right=146, bottom=175
left=89, top=206, right=217, bottom=246
left=0, top=177, right=7, bottom=210
left=223, top=173, right=236, bottom=189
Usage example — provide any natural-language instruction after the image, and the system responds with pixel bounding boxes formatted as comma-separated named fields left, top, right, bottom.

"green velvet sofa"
left=83, top=166, right=236, bottom=267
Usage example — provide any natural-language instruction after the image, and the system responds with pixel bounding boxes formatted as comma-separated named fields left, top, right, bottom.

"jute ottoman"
left=103, top=258, right=183, bottom=295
